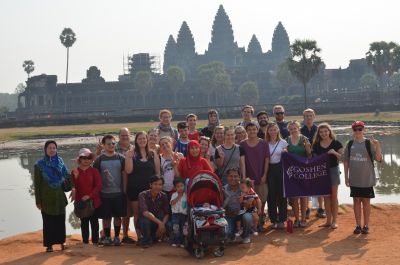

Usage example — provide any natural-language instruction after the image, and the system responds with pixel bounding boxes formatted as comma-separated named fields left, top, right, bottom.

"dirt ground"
left=1, top=204, right=399, bottom=265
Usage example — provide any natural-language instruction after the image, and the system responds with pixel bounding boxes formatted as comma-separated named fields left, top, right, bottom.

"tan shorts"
left=254, top=183, right=268, bottom=203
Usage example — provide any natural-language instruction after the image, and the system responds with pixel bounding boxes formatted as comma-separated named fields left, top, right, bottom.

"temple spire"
left=247, top=34, right=262, bottom=55
left=271, top=21, right=290, bottom=60
left=176, top=21, right=196, bottom=58
left=163, top=35, right=178, bottom=73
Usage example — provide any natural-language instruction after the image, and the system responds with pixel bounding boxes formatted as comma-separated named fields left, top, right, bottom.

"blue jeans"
left=138, top=217, right=158, bottom=245
left=226, top=213, right=253, bottom=239
left=171, top=213, right=187, bottom=244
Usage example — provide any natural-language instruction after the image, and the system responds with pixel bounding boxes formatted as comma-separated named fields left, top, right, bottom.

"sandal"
left=331, top=222, right=338, bottom=229
left=353, top=226, right=362, bottom=234
left=318, top=223, right=331, bottom=228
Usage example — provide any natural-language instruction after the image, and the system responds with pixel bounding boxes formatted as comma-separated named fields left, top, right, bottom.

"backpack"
left=346, top=139, right=374, bottom=167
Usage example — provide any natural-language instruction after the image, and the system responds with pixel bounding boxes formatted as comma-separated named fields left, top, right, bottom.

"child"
left=343, top=121, right=382, bottom=235
left=170, top=178, right=187, bottom=247
left=71, top=148, right=102, bottom=244
left=175, top=122, right=190, bottom=157
left=186, top=113, right=200, bottom=141
left=236, top=178, right=262, bottom=236
left=160, top=136, right=183, bottom=196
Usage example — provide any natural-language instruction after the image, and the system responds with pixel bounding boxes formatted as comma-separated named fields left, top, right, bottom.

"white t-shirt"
left=161, top=156, right=175, bottom=192
left=268, top=140, right=288, bottom=164
left=170, top=192, right=188, bottom=215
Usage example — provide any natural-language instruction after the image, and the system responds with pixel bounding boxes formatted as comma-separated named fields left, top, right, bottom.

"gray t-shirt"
left=214, top=144, right=243, bottom=180
left=343, top=140, right=377, bottom=187
left=223, top=184, right=241, bottom=217
left=93, top=153, right=125, bottom=196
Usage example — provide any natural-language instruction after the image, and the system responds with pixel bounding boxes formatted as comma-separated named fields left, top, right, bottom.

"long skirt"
left=41, top=212, right=66, bottom=247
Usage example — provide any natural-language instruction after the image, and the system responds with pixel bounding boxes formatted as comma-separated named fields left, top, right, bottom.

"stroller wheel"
left=194, top=248, right=204, bottom=259
left=213, top=247, right=224, bottom=257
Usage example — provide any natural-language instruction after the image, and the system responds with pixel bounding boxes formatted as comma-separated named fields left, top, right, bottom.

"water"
left=0, top=134, right=399, bottom=239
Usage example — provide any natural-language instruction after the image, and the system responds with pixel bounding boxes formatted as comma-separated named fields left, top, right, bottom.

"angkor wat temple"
left=14, top=5, right=398, bottom=124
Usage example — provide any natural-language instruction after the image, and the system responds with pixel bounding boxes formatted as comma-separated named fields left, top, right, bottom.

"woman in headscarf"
left=34, top=140, right=73, bottom=252
left=175, top=140, right=213, bottom=181
left=200, top=109, right=220, bottom=138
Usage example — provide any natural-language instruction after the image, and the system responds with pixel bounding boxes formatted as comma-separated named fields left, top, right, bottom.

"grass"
left=0, top=111, right=399, bottom=142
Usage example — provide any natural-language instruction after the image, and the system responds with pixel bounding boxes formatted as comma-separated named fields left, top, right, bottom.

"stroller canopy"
left=187, top=170, right=223, bottom=208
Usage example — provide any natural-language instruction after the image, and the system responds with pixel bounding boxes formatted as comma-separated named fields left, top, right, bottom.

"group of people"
left=34, top=105, right=382, bottom=253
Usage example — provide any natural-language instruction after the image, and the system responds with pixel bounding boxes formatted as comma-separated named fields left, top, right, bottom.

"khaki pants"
left=254, top=183, right=268, bottom=203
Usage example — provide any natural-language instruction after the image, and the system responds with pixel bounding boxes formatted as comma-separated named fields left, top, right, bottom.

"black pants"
left=80, top=215, right=99, bottom=243
left=41, top=212, right=66, bottom=247
left=267, top=163, right=287, bottom=223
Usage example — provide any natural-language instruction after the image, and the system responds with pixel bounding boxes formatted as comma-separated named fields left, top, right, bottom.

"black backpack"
left=346, top=139, right=374, bottom=167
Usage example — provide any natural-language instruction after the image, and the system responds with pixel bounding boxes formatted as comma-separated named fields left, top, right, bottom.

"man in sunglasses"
left=273, top=105, right=289, bottom=139
left=93, top=134, right=127, bottom=246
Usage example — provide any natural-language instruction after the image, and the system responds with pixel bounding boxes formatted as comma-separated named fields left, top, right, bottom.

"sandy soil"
left=1, top=204, right=399, bottom=265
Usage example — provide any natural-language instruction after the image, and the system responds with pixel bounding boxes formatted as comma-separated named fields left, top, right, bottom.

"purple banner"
left=282, top=152, right=331, bottom=197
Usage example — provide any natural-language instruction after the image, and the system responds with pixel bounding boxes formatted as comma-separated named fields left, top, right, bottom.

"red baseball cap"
left=352, top=121, right=365, bottom=129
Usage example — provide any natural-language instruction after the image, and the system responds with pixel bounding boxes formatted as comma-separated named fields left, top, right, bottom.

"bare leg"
left=321, top=196, right=331, bottom=226
left=122, top=217, right=130, bottom=238
left=353, top=197, right=362, bottom=226
left=318, top=196, right=324, bottom=209
left=132, top=201, right=141, bottom=240
left=292, top=198, right=300, bottom=221
left=300, top=198, right=308, bottom=222
left=331, top=185, right=339, bottom=224
left=361, top=198, right=371, bottom=227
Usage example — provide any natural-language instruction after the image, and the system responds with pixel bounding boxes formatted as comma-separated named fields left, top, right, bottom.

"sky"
left=0, top=0, right=399, bottom=93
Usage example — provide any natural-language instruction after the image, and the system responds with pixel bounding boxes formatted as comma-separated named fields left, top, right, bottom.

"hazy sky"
left=1, top=0, right=399, bottom=93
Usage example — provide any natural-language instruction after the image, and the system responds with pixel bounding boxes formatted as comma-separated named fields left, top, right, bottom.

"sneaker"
left=293, top=220, right=301, bottom=228
left=122, top=236, right=136, bottom=244
left=253, top=231, right=259, bottom=236
left=179, top=244, right=185, bottom=248
left=46, top=246, right=53, bottom=253
left=171, top=243, right=177, bottom=247
left=113, top=236, right=121, bottom=246
left=317, top=208, right=326, bottom=218
left=277, top=222, right=285, bottom=229
left=331, top=222, right=338, bottom=229
left=271, top=223, right=278, bottom=229
left=235, top=228, right=243, bottom=237
left=242, top=237, right=251, bottom=244
left=361, top=226, right=369, bottom=234
left=103, top=237, right=113, bottom=246
left=305, top=208, right=311, bottom=219
left=98, top=236, right=105, bottom=246
left=300, top=221, right=308, bottom=228
left=353, top=226, right=362, bottom=235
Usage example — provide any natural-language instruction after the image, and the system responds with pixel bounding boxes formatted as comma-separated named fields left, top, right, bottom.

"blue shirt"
left=301, top=124, right=318, bottom=143
left=175, top=139, right=189, bottom=157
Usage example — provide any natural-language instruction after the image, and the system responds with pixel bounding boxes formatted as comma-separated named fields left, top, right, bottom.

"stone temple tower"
left=271, top=21, right=291, bottom=62
left=163, top=35, right=178, bottom=73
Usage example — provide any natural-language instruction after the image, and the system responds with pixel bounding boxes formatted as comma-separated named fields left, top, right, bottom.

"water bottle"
left=286, top=219, right=293, bottom=234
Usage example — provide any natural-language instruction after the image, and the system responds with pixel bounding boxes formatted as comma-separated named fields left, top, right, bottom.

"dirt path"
left=1, top=204, right=399, bottom=265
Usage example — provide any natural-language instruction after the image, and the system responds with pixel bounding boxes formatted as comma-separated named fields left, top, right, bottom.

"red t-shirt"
left=73, top=167, right=102, bottom=208
left=178, top=157, right=212, bottom=180
left=188, top=130, right=200, bottom=142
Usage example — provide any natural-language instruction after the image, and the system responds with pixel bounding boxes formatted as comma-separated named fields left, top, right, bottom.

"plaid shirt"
left=138, top=190, right=169, bottom=218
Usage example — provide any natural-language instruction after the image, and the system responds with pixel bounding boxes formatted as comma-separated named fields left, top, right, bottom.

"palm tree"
left=366, top=41, right=400, bottom=87
left=166, top=66, right=185, bottom=106
left=287, top=39, right=323, bottom=109
left=22, top=60, right=35, bottom=78
left=134, top=71, right=153, bottom=106
left=59, top=28, right=77, bottom=84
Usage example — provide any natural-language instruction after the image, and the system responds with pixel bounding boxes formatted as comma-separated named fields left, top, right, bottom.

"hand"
left=96, top=139, right=103, bottom=155
left=171, top=152, right=180, bottom=166
left=261, top=174, right=267, bottom=184
left=156, top=223, right=166, bottom=238
left=282, top=148, right=288, bottom=153
left=71, top=168, right=79, bottom=179
left=126, top=146, right=134, bottom=159
left=82, top=195, right=90, bottom=201
left=36, top=204, right=41, bottom=210
left=217, top=147, right=225, bottom=160
left=257, top=209, right=262, bottom=215
left=370, top=136, right=380, bottom=147
left=304, top=139, right=311, bottom=150
left=69, top=189, right=76, bottom=202
left=327, top=149, right=336, bottom=155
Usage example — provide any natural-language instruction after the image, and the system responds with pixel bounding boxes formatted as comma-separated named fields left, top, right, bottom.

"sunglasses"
left=353, top=127, right=364, bottom=132
left=274, top=112, right=285, bottom=115
left=80, top=156, right=92, bottom=160
left=105, top=142, right=116, bottom=146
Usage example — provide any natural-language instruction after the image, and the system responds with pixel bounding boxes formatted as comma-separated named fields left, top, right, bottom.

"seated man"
left=137, top=176, right=170, bottom=248
left=222, top=167, right=254, bottom=244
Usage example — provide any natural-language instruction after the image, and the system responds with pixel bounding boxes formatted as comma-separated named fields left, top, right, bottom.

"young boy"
left=343, top=121, right=382, bottom=235
left=237, top=178, right=262, bottom=236
left=186, top=113, right=200, bottom=141
left=175, top=122, right=190, bottom=157
left=170, top=178, right=187, bottom=247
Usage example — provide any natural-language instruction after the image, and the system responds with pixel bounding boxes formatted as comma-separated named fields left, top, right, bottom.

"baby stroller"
left=185, top=170, right=227, bottom=259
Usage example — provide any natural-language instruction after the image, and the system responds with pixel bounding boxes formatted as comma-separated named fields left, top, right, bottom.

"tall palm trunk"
left=66, top=47, right=69, bottom=84
left=303, top=82, right=307, bottom=109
